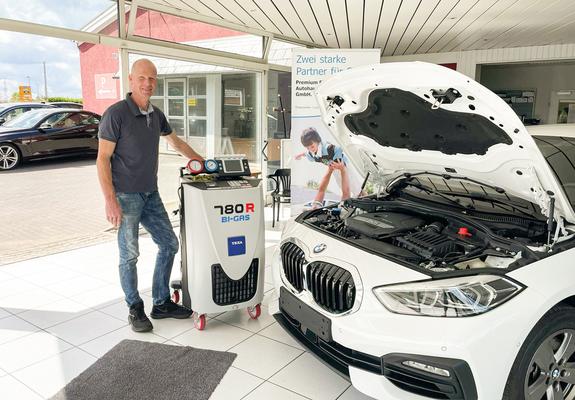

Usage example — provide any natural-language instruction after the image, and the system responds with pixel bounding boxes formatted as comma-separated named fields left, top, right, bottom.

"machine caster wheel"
left=247, top=304, right=261, bottom=319
left=193, top=312, right=206, bottom=330
left=171, top=290, right=180, bottom=304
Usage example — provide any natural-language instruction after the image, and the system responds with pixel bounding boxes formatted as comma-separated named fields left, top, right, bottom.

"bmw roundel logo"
left=313, top=243, right=327, bottom=253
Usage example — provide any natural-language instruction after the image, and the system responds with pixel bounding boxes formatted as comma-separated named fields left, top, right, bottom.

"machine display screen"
left=223, top=159, right=243, bottom=173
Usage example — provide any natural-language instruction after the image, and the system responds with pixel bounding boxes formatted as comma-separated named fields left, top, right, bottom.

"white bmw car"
left=269, top=62, right=575, bottom=400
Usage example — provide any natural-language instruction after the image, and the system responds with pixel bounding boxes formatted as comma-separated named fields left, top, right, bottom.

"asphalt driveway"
left=0, top=153, right=186, bottom=265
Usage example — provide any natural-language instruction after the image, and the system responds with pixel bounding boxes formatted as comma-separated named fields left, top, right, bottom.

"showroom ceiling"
left=138, top=0, right=575, bottom=55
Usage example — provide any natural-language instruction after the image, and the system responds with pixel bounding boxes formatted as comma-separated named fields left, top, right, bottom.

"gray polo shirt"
left=99, top=93, right=172, bottom=193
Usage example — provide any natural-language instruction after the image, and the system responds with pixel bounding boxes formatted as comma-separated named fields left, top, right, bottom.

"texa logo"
left=228, top=236, right=246, bottom=256
left=214, top=203, right=255, bottom=223
left=313, top=243, right=327, bottom=253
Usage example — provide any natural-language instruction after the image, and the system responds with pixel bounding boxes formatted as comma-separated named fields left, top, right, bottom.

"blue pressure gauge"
left=204, top=159, right=219, bottom=173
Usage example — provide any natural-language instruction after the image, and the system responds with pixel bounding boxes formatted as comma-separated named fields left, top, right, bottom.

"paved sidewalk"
left=1, top=153, right=187, bottom=265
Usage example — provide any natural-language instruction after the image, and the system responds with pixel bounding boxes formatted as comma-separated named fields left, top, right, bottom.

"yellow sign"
left=187, top=98, right=197, bottom=107
left=19, top=86, right=32, bottom=101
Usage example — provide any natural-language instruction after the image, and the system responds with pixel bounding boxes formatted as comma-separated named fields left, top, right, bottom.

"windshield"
left=2, top=110, right=50, bottom=129
left=534, top=135, right=575, bottom=210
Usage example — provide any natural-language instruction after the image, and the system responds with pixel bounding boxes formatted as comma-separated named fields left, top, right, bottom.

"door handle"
left=261, top=140, right=269, bottom=162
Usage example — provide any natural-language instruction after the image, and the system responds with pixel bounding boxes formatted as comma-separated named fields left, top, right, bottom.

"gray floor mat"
left=50, top=339, right=236, bottom=400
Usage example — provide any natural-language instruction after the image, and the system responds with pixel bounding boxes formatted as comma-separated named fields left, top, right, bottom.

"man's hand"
left=106, top=198, right=123, bottom=228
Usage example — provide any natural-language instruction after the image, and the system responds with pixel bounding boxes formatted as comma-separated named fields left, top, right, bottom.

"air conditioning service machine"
left=170, top=156, right=265, bottom=330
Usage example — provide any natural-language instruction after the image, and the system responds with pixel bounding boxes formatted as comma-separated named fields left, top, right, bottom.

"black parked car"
left=0, top=102, right=55, bottom=126
left=0, top=108, right=100, bottom=171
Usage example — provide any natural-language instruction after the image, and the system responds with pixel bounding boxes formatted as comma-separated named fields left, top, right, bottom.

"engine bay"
left=301, top=197, right=550, bottom=273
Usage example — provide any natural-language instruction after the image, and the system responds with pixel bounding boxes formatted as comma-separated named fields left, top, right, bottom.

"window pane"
left=168, top=119, right=184, bottom=137
left=167, top=81, right=184, bottom=96
left=534, top=136, right=575, bottom=209
left=267, top=70, right=291, bottom=139
left=229, top=138, right=256, bottom=160
left=269, top=40, right=305, bottom=66
left=130, top=53, right=238, bottom=75
left=4, top=108, right=26, bottom=122
left=167, top=99, right=184, bottom=116
left=54, top=115, right=80, bottom=128
left=266, top=70, right=291, bottom=190
left=45, top=113, right=70, bottom=125
left=222, top=74, right=256, bottom=139
left=188, top=119, right=206, bottom=137
left=222, top=73, right=258, bottom=162
left=2, top=0, right=114, bottom=31
left=79, top=113, right=99, bottom=125
left=186, top=137, right=206, bottom=158
left=188, top=98, right=206, bottom=116
left=187, top=118, right=206, bottom=156
left=557, top=101, right=575, bottom=123
left=154, top=78, right=164, bottom=96
left=188, top=78, right=206, bottom=96
left=135, top=9, right=263, bottom=58
left=150, top=98, right=164, bottom=112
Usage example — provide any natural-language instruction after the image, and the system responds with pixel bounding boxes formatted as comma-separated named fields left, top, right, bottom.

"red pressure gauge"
left=186, top=158, right=205, bottom=175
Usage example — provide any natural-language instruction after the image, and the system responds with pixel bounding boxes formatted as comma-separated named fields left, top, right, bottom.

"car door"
left=72, top=113, right=100, bottom=152
left=33, top=112, right=76, bottom=155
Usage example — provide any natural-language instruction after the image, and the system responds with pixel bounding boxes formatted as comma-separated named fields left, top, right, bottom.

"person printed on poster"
left=295, top=127, right=351, bottom=208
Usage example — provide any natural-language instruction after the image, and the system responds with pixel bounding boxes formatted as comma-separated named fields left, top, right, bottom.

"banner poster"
left=290, top=49, right=380, bottom=215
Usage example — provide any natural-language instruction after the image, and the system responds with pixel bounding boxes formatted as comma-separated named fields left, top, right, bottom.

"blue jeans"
left=116, top=191, right=179, bottom=307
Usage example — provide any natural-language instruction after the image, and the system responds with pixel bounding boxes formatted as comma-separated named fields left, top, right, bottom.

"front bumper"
left=270, top=224, right=554, bottom=400
left=275, top=287, right=478, bottom=400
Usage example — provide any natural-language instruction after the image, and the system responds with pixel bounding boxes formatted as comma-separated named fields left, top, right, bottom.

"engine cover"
left=395, top=230, right=460, bottom=259
left=345, top=212, right=425, bottom=238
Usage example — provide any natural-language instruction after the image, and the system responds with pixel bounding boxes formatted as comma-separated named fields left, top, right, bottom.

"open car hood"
left=316, top=62, right=574, bottom=224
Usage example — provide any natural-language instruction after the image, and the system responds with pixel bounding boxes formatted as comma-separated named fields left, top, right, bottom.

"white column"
left=119, top=49, right=130, bottom=96
left=259, top=70, right=267, bottom=176
left=206, top=74, right=221, bottom=158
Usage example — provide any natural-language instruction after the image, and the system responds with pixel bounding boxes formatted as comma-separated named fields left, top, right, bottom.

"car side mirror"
left=39, top=123, right=53, bottom=130
left=0, top=118, right=5, bottom=125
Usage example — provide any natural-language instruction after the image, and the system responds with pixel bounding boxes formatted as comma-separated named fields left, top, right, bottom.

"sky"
left=0, top=0, right=115, bottom=100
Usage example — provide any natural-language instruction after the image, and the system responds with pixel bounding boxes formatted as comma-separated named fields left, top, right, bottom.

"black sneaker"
left=128, top=302, right=153, bottom=332
left=150, top=299, right=193, bottom=319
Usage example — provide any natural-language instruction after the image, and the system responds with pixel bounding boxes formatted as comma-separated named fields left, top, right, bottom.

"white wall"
left=383, top=43, right=575, bottom=79
left=480, top=62, right=575, bottom=124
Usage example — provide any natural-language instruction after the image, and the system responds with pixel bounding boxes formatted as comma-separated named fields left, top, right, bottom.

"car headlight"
left=373, top=275, right=525, bottom=317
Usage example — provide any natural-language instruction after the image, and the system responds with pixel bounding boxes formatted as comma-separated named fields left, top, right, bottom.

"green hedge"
left=46, top=97, right=83, bottom=104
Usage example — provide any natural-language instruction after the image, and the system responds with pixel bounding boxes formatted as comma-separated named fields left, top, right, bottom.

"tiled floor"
left=0, top=208, right=373, bottom=400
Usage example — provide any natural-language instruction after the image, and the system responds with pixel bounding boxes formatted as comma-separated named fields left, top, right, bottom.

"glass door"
left=557, top=100, right=575, bottom=123
left=166, top=78, right=186, bottom=139
left=221, top=73, right=260, bottom=165
left=187, top=77, right=208, bottom=156
left=549, top=90, right=575, bottom=124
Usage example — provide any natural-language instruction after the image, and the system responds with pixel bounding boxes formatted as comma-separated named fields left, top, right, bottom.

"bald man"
left=97, top=59, right=203, bottom=332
